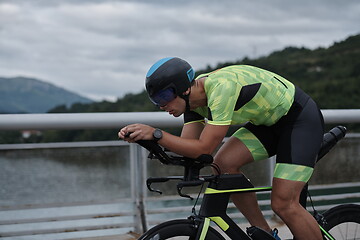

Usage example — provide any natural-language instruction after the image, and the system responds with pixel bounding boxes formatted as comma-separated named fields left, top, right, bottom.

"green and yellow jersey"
left=186, top=65, right=295, bottom=126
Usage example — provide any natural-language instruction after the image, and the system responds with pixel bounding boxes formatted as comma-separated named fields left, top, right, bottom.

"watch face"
left=154, top=129, right=162, bottom=140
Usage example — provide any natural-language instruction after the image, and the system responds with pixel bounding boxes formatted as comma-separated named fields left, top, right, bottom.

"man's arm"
left=181, top=122, right=204, bottom=139
left=119, top=123, right=228, bottom=159
left=160, top=124, right=229, bottom=159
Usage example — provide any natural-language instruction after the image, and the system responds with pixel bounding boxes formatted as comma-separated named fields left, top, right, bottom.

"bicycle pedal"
left=246, top=226, right=277, bottom=240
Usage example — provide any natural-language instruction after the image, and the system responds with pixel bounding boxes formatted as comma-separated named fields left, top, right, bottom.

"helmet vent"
left=187, top=68, right=195, bottom=82
left=146, top=57, right=173, bottom=77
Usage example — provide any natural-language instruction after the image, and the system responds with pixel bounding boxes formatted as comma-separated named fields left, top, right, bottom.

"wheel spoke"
left=329, top=223, right=360, bottom=239
left=351, top=223, right=358, bottom=240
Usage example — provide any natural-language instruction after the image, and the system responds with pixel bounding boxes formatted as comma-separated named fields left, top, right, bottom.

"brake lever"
left=146, top=177, right=170, bottom=194
left=147, top=176, right=183, bottom=194
left=177, top=180, right=204, bottom=200
left=147, top=179, right=164, bottom=195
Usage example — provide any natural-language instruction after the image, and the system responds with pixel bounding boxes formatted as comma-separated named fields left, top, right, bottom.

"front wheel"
left=138, top=219, right=225, bottom=240
left=322, top=204, right=360, bottom=239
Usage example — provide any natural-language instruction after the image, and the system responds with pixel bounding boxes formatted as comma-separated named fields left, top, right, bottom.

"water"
left=0, top=145, right=131, bottom=206
left=0, top=137, right=360, bottom=207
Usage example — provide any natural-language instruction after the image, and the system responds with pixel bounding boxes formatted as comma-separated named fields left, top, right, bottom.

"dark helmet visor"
left=150, top=88, right=177, bottom=107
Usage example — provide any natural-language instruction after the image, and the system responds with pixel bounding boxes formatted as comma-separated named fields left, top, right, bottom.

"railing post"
left=130, top=144, right=148, bottom=234
left=268, top=156, right=276, bottom=185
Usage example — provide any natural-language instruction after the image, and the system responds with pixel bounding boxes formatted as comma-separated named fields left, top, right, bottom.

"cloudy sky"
left=1, top=0, right=359, bottom=101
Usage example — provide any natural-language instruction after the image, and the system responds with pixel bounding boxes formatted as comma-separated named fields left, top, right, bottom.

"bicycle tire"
left=322, top=204, right=360, bottom=239
left=138, top=219, right=226, bottom=240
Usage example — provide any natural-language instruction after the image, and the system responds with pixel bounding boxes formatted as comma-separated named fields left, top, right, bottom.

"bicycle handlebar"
left=136, top=139, right=172, bottom=164
left=135, top=138, right=213, bottom=167
left=133, top=138, right=214, bottom=199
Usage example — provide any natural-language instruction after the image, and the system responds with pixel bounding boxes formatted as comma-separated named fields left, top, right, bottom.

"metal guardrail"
left=0, top=112, right=182, bottom=130
left=0, top=109, right=359, bottom=130
left=0, top=109, right=360, bottom=239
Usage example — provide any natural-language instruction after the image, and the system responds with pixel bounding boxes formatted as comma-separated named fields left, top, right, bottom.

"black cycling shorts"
left=233, top=87, right=324, bottom=182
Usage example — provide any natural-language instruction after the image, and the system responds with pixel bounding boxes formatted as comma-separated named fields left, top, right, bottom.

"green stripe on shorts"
left=233, top=127, right=269, bottom=161
left=274, top=163, right=314, bottom=182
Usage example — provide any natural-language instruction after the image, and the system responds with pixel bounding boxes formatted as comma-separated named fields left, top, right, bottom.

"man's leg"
left=214, top=136, right=271, bottom=232
left=271, top=177, right=322, bottom=240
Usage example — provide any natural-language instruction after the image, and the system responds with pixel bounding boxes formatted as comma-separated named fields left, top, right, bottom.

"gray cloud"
left=0, top=0, right=359, bottom=101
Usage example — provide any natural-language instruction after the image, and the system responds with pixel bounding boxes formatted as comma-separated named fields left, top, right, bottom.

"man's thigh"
left=214, top=136, right=255, bottom=173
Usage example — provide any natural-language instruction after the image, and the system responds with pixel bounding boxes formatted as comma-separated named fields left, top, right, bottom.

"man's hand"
left=118, top=124, right=155, bottom=142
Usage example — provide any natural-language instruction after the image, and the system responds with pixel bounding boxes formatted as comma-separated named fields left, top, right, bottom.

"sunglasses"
left=150, top=88, right=177, bottom=107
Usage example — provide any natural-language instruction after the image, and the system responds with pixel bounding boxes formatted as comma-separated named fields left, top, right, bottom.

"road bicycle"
left=134, top=126, right=360, bottom=240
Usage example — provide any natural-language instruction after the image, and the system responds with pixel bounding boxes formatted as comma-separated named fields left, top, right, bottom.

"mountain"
left=0, top=77, right=93, bottom=113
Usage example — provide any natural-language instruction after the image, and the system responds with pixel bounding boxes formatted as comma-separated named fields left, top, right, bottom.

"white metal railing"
left=1, top=109, right=360, bottom=239
left=0, top=109, right=359, bottom=130
left=0, top=112, right=182, bottom=130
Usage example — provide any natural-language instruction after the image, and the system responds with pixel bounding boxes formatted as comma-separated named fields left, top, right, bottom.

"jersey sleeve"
left=183, top=111, right=205, bottom=125
left=206, top=78, right=242, bottom=125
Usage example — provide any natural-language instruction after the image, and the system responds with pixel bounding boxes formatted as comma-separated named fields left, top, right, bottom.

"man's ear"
left=183, top=88, right=191, bottom=96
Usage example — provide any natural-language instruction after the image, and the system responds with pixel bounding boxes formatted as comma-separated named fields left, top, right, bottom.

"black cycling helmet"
left=145, top=57, right=195, bottom=108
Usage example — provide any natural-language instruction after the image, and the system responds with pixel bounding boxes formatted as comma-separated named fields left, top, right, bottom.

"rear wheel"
left=322, top=204, right=360, bottom=239
left=138, top=219, right=225, bottom=240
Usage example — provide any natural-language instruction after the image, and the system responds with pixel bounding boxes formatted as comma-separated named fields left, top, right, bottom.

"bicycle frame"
left=193, top=173, right=336, bottom=240
left=197, top=173, right=271, bottom=239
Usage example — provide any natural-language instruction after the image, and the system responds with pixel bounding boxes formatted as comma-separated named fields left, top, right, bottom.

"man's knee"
left=271, top=178, right=306, bottom=217
left=213, top=155, right=240, bottom=174
left=271, top=192, right=298, bottom=217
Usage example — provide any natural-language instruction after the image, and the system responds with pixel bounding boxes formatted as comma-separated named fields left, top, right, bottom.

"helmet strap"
left=181, top=94, right=191, bottom=112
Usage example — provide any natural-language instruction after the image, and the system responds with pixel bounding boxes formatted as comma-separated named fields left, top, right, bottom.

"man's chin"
left=172, top=112, right=183, bottom=118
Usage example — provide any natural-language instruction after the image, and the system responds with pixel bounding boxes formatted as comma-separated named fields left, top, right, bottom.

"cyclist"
left=119, top=57, right=324, bottom=240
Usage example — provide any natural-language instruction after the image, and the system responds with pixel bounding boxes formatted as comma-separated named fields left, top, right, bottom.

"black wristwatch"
left=153, top=128, right=163, bottom=142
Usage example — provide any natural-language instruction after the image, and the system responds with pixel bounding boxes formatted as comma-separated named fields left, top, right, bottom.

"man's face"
left=159, top=96, right=186, bottom=117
